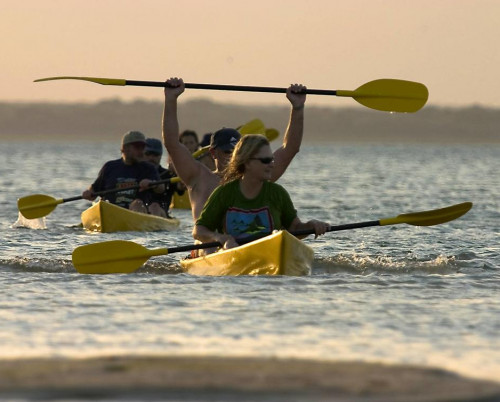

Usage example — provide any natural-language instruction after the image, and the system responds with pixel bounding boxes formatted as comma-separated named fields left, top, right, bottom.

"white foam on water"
left=11, top=212, right=47, bottom=230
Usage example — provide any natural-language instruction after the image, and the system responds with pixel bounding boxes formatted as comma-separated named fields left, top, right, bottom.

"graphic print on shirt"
left=225, top=207, right=273, bottom=241
left=114, top=178, right=138, bottom=207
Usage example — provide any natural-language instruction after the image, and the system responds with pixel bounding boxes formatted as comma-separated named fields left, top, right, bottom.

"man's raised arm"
left=162, top=77, right=204, bottom=187
left=271, top=84, right=306, bottom=182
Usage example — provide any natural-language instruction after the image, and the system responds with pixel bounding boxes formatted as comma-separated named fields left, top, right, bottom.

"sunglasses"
left=250, top=157, right=274, bottom=164
left=145, top=151, right=161, bottom=156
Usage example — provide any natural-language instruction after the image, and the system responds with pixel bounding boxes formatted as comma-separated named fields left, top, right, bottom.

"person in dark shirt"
left=144, top=138, right=183, bottom=218
left=82, top=131, right=165, bottom=216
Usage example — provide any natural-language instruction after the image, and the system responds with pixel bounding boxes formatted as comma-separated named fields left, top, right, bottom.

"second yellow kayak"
left=170, top=191, right=191, bottom=210
left=81, top=200, right=180, bottom=233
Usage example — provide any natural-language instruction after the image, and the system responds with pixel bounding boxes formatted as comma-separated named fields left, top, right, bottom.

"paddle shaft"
left=166, top=234, right=272, bottom=254
left=166, top=241, right=221, bottom=254
left=148, top=223, right=376, bottom=257
left=127, top=80, right=335, bottom=95
left=63, top=177, right=178, bottom=203
left=155, top=225, right=341, bottom=255
left=184, top=203, right=469, bottom=252
left=292, top=220, right=379, bottom=237
left=198, top=221, right=379, bottom=249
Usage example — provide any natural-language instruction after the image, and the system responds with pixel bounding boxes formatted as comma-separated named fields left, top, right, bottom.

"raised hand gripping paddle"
left=72, top=202, right=472, bottom=274
left=35, top=76, right=429, bottom=113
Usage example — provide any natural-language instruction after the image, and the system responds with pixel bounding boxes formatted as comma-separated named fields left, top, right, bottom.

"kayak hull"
left=170, top=191, right=191, bottom=209
left=180, top=230, right=313, bottom=276
left=81, top=200, right=180, bottom=233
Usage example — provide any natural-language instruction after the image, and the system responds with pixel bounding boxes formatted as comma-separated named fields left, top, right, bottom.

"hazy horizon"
left=3, top=96, right=500, bottom=110
left=1, top=98, right=498, bottom=144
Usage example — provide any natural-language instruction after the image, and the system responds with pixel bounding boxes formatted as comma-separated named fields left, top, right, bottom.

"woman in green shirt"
left=193, top=135, right=330, bottom=250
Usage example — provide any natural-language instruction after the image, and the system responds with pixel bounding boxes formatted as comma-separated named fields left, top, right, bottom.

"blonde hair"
left=222, top=135, right=270, bottom=184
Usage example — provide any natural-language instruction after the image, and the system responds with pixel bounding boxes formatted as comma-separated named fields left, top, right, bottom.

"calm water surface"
left=1, top=142, right=499, bottom=383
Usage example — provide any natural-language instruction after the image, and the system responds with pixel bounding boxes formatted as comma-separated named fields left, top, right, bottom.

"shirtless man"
left=162, top=77, right=306, bottom=221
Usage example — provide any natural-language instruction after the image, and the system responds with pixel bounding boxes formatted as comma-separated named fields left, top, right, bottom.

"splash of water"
left=11, top=212, right=47, bottom=230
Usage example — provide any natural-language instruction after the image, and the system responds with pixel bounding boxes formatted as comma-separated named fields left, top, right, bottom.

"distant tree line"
left=0, top=99, right=498, bottom=143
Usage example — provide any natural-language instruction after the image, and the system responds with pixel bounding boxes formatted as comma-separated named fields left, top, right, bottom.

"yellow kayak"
left=180, top=230, right=313, bottom=276
left=170, top=191, right=191, bottom=209
left=81, top=200, right=180, bottom=233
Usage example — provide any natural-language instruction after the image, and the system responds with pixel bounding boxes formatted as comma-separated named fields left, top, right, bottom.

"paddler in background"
left=81, top=131, right=165, bottom=216
left=193, top=134, right=330, bottom=249
left=144, top=138, right=184, bottom=218
left=179, top=130, right=199, bottom=153
left=162, top=76, right=306, bottom=222
left=180, top=129, right=215, bottom=170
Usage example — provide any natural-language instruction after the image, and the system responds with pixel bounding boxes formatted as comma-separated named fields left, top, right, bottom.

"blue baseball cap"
left=210, top=128, right=241, bottom=151
left=145, top=138, right=163, bottom=155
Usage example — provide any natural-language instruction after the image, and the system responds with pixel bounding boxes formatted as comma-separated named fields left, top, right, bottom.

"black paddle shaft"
left=292, top=220, right=381, bottom=237
left=164, top=220, right=381, bottom=256
left=234, top=220, right=382, bottom=245
left=62, top=178, right=174, bottom=203
left=126, top=80, right=337, bottom=96
left=168, top=241, right=222, bottom=254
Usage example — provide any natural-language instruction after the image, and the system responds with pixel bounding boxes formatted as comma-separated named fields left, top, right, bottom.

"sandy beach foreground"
left=0, top=356, right=499, bottom=401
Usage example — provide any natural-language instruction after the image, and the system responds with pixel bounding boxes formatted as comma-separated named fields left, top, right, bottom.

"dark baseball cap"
left=145, top=138, right=163, bottom=155
left=210, top=128, right=241, bottom=151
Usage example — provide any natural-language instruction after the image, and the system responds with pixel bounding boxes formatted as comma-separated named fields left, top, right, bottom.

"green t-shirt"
left=196, top=180, right=297, bottom=241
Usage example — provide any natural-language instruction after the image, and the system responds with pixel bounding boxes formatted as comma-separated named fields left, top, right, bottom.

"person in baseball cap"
left=209, top=128, right=241, bottom=152
left=121, top=130, right=147, bottom=147
left=81, top=130, right=165, bottom=216
left=145, top=138, right=163, bottom=156
left=144, top=137, right=184, bottom=218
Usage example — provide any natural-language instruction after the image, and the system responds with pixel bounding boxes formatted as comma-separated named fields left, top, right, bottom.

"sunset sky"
left=2, top=0, right=499, bottom=108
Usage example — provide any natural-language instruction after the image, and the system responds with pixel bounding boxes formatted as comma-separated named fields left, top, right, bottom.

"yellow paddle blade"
left=238, top=119, right=280, bottom=141
left=34, top=76, right=127, bottom=86
left=192, top=146, right=209, bottom=159
left=379, top=202, right=473, bottom=227
left=265, top=128, right=280, bottom=142
left=237, top=119, right=266, bottom=135
left=17, top=194, right=62, bottom=219
left=336, top=79, right=429, bottom=113
left=72, top=240, right=168, bottom=274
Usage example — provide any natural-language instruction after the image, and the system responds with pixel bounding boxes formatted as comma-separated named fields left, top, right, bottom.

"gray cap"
left=122, top=131, right=146, bottom=146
